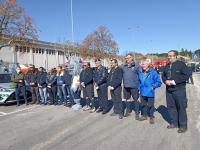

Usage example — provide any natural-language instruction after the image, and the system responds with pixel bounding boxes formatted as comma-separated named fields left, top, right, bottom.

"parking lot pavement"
left=0, top=74, right=200, bottom=150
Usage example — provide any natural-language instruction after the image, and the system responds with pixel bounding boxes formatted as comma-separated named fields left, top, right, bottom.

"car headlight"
left=0, top=88, right=12, bottom=92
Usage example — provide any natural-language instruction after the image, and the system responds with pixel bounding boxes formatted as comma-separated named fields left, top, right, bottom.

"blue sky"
left=19, top=0, right=200, bottom=54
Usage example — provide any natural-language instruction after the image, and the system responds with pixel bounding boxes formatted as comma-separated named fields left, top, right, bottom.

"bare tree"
left=82, top=26, right=119, bottom=57
left=0, top=0, right=38, bottom=50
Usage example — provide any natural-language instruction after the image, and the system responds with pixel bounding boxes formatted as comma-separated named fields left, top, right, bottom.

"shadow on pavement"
left=156, top=105, right=171, bottom=124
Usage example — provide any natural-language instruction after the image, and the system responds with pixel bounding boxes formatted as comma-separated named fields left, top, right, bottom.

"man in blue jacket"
left=138, top=59, right=162, bottom=124
left=121, top=53, right=140, bottom=119
left=108, top=59, right=123, bottom=119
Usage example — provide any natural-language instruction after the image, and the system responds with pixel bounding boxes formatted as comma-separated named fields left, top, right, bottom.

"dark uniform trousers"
left=140, top=96, right=155, bottom=117
left=97, top=84, right=108, bottom=111
left=111, top=86, right=123, bottom=115
left=166, top=86, right=188, bottom=128
left=47, top=86, right=57, bottom=104
left=82, top=83, right=94, bottom=106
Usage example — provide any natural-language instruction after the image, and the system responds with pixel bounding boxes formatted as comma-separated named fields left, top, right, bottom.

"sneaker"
left=177, top=128, right=187, bottom=133
left=149, top=117, right=155, bottom=124
left=167, top=124, right=178, bottom=129
left=119, top=114, right=123, bottom=119
left=90, top=107, right=96, bottom=113
left=83, top=106, right=91, bottom=111
left=139, top=116, right=147, bottom=121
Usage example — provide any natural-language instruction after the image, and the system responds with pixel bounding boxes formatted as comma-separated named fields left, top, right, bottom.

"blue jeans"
left=15, top=86, right=27, bottom=106
left=57, top=85, right=67, bottom=104
left=65, top=85, right=75, bottom=104
left=39, top=87, right=47, bottom=104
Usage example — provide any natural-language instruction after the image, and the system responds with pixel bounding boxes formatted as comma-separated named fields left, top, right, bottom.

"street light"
left=70, top=0, right=74, bottom=43
left=128, top=26, right=140, bottom=60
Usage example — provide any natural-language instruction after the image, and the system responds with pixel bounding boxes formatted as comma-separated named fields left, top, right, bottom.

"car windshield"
left=0, top=74, right=12, bottom=83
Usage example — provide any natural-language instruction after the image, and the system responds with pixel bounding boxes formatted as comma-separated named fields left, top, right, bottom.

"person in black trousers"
left=107, top=59, right=123, bottom=119
left=162, top=50, right=190, bottom=133
left=80, top=62, right=94, bottom=111
left=93, top=58, right=108, bottom=114
left=47, top=68, right=57, bottom=105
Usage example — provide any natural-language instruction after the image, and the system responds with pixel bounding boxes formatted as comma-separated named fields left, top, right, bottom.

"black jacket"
left=25, top=71, right=38, bottom=87
left=162, top=60, right=189, bottom=91
left=80, top=67, right=93, bottom=85
left=94, top=66, right=108, bottom=87
left=64, top=70, right=72, bottom=86
left=46, top=72, right=57, bottom=86
left=107, top=66, right=123, bottom=89
left=11, top=71, right=25, bottom=87
left=37, top=71, right=47, bottom=87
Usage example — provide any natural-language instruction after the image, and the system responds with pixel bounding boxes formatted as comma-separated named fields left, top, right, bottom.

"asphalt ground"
left=0, top=73, right=200, bottom=150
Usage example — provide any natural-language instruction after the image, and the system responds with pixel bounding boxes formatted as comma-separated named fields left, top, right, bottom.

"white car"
left=0, top=73, right=16, bottom=104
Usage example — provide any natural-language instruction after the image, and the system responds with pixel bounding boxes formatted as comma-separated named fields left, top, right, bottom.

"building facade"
left=0, top=40, right=80, bottom=69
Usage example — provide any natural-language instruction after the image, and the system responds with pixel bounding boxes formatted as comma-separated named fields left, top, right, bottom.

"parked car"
left=0, top=73, right=31, bottom=104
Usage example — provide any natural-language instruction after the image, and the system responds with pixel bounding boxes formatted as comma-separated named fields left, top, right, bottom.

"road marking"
left=196, top=115, right=200, bottom=132
left=0, top=112, right=7, bottom=115
left=0, top=105, right=39, bottom=117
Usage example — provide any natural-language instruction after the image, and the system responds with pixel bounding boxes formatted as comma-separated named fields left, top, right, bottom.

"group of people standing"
left=11, top=50, right=190, bottom=133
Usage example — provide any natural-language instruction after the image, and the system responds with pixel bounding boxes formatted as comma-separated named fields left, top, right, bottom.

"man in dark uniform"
left=162, top=50, right=189, bottom=133
left=107, top=59, right=123, bottom=119
left=93, top=58, right=108, bottom=114
left=80, top=62, right=94, bottom=111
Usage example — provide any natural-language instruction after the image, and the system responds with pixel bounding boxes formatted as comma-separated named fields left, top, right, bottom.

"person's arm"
left=161, top=66, right=167, bottom=84
left=172, top=62, right=189, bottom=84
left=152, top=71, right=162, bottom=89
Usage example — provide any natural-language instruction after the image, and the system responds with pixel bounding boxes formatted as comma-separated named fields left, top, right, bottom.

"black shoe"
left=102, top=110, right=108, bottom=115
left=149, top=117, right=155, bottom=124
left=167, top=124, right=178, bottom=129
left=96, top=108, right=103, bottom=113
left=119, top=114, right=123, bottom=119
left=138, top=116, right=147, bottom=121
left=110, top=112, right=117, bottom=116
left=177, top=128, right=187, bottom=133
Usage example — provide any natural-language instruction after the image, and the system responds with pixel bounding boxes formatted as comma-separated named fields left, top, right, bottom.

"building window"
left=27, top=47, right=30, bottom=53
left=23, top=46, right=26, bottom=53
left=32, top=48, right=35, bottom=53
left=15, top=46, right=19, bottom=52
left=19, top=46, right=23, bottom=52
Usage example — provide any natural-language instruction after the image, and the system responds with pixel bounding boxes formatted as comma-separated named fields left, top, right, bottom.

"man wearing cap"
left=80, top=62, right=94, bottom=111
left=93, top=58, right=108, bottom=114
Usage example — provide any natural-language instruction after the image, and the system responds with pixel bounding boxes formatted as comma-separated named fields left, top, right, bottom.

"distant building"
left=0, top=38, right=80, bottom=68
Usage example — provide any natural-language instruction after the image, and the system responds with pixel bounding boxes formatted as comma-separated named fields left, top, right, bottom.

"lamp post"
left=128, top=26, right=140, bottom=60
left=70, top=0, right=74, bottom=43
